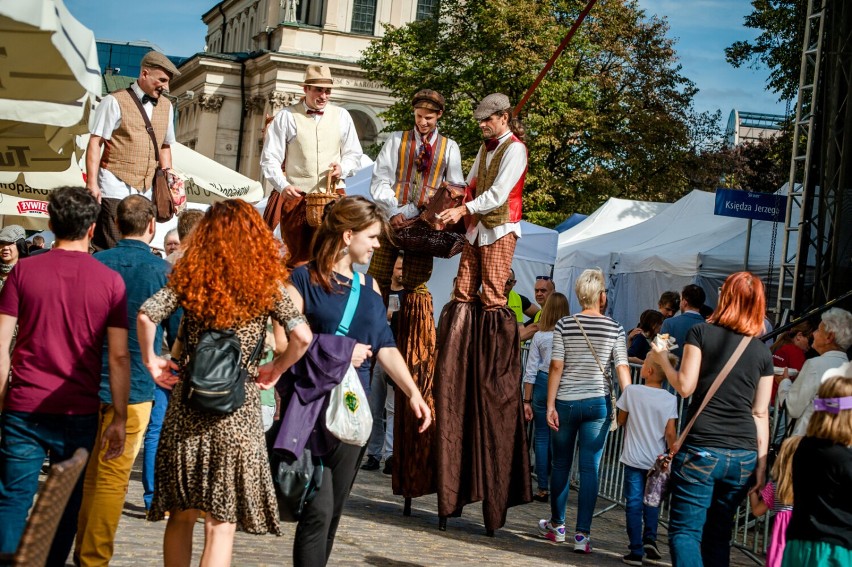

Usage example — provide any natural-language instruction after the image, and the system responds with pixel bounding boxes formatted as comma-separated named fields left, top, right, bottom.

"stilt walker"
left=368, top=90, right=464, bottom=504
left=432, top=93, right=533, bottom=535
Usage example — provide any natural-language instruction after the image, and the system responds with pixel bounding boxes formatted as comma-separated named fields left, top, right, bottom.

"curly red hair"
left=169, top=200, right=289, bottom=328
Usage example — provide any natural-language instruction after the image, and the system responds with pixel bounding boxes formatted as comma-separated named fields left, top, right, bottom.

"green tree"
left=725, top=0, right=807, bottom=103
left=360, top=0, right=718, bottom=226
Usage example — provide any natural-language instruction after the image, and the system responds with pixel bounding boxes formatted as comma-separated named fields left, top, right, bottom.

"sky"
left=65, top=0, right=788, bottom=126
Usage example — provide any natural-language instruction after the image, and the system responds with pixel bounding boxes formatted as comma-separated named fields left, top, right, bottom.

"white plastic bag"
left=325, top=365, right=372, bottom=446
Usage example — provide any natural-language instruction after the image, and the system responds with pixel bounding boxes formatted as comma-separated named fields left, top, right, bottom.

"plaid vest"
left=474, top=135, right=526, bottom=228
left=393, top=129, right=449, bottom=207
left=101, top=89, right=171, bottom=191
left=286, top=103, right=343, bottom=194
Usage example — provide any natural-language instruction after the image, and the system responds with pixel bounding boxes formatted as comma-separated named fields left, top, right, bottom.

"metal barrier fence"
left=521, top=350, right=783, bottom=565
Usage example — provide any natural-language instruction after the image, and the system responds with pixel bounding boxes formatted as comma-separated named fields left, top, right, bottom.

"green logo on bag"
left=344, top=391, right=359, bottom=413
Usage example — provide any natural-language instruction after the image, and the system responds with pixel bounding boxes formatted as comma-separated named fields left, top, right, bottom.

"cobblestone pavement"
left=93, top=455, right=764, bottom=566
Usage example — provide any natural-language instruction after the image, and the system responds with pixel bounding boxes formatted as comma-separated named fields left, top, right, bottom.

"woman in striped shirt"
left=537, top=268, right=631, bottom=554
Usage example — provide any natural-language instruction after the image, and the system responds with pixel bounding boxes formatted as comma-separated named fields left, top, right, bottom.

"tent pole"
left=743, top=219, right=752, bottom=271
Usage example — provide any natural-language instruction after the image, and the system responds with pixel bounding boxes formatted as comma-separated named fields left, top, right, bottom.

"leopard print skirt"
left=148, top=379, right=280, bottom=535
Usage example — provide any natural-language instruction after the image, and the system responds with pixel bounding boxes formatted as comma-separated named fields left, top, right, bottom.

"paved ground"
left=97, top=456, right=762, bottom=566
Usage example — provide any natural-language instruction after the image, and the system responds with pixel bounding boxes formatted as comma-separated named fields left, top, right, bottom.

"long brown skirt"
left=433, top=301, right=532, bottom=531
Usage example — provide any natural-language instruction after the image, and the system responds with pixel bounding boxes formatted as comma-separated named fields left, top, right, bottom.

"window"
left=416, top=0, right=438, bottom=20
left=351, top=0, right=376, bottom=35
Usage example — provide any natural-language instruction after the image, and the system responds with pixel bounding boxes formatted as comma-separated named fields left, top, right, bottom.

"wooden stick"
left=513, top=0, right=598, bottom=116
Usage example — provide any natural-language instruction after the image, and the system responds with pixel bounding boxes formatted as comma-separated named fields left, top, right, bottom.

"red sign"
left=16, top=200, right=48, bottom=215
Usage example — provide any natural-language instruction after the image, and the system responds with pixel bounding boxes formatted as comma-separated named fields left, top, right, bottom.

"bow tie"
left=307, top=109, right=324, bottom=116
left=484, top=138, right=501, bottom=152
left=141, top=94, right=158, bottom=106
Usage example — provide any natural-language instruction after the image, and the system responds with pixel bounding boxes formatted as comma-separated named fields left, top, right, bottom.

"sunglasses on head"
left=536, top=275, right=552, bottom=281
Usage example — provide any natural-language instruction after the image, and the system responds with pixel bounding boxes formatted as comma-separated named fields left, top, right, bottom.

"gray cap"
left=140, top=50, right=181, bottom=77
left=474, top=93, right=511, bottom=121
left=0, top=225, right=25, bottom=244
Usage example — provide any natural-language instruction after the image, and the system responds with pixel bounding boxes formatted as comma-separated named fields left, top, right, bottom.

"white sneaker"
left=537, top=519, right=566, bottom=543
left=573, top=532, right=591, bottom=553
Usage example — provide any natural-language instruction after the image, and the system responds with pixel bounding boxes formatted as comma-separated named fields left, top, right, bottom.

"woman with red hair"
left=137, top=199, right=312, bottom=566
left=649, top=272, right=774, bottom=567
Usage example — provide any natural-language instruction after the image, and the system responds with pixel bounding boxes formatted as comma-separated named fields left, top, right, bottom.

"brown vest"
left=474, top=139, right=515, bottom=229
left=101, top=89, right=171, bottom=191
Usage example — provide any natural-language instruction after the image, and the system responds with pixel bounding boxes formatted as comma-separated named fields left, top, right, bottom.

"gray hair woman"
left=537, top=268, right=631, bottom=553
left=780, top=307, right=852, bottom=435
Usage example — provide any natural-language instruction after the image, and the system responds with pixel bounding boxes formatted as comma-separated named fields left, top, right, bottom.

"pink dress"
left=762, top=481, right=793, bottom=567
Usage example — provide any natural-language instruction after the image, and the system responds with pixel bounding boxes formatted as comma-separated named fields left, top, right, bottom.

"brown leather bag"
left=126, top=88, right=175, bottom=223
left=420, top=182, right=466, bottom=230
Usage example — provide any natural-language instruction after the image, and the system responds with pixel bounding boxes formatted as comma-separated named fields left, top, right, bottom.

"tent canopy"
left=558, top=197, right=669, bottom=246
left=553, top=213, right=587, bottom=233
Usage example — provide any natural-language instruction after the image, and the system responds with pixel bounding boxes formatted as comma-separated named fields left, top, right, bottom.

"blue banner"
left=714, top=189, right=785, bottom=222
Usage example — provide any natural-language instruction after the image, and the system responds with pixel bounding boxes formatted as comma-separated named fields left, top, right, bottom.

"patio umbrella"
left=0, top=0, right=100, bottom=171
left=0, top=138, right=264, bottom=204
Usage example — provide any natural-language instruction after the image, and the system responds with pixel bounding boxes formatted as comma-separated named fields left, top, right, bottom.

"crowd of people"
left=0, top=48, right=849, bottom=567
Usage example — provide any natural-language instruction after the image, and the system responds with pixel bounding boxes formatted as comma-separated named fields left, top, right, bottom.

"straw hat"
left=301, top=65, right=334, bottom=88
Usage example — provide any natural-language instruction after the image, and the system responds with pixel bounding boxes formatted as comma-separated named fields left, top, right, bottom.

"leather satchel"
left=126, top=88, right=175, bottom=222
left=420, top=182, right=466, bottom=231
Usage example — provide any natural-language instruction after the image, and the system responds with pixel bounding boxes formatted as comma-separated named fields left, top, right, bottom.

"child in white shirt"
left=616, top=353, right=678, bottom=565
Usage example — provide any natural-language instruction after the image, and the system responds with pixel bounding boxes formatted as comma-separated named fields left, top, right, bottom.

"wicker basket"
left=395, top=220, right=467, bottom=258
left=305, top=192, right=338, bottom=227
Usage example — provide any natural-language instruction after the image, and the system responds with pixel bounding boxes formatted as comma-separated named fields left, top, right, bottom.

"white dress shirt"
left=90, top=81, right=176, bottom=199
left=371, top=129, right=464, bottom=219
left=778, top=350, right=849, bottom=435
left=463, top=130, right=526, bottom=246
left=260, top=102, right=363, bottom=192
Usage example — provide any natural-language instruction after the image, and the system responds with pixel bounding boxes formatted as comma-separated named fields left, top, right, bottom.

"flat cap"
left=473, top=93, right=511, bottom=121
left=140, top=50, right=181, bottom=77
left=0, top=225, right=25, bottom=244
left=412, top=89, right=445, bottom=112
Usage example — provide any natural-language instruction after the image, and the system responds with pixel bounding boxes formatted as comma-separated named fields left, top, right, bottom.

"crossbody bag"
left=573, top=315, right=619, bottom=432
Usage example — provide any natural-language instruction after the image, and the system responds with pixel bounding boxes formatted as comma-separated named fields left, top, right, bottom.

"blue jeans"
left=366, top=365, right=389, bottom=460
left=623, top=464, right=660, bottom=555
left=669, top=445, right=757, bottom=567
left=142, top=385, right=171, bottom=510
left=0, top=411, right=98, bottom=566
left=532, top=372, right=550, bottom=491
left=549, top=396, right=610, bottom=533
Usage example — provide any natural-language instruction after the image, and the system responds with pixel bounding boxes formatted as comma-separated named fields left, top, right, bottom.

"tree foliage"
left=359, top=0, right=720, bottom=226
left=725, top=0, right=807, bottom=103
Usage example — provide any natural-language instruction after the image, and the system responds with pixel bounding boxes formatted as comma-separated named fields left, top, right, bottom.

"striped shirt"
left=551, top=314, right=628, bottom=401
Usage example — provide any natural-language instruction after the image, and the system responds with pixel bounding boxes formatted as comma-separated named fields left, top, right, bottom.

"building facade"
left=169, top=0, right=437, bottom=185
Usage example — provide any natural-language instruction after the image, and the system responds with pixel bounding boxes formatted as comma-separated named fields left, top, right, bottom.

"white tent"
left=555, top=189, right=789, bottom=329
left=558, top=197, right=669, bottom=246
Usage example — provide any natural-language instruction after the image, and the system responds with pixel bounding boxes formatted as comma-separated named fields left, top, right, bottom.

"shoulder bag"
left=126, top=88, right=176, bottom=222
left=324, top=272, right=373, bottom=445
left=643, top=335, right=751, bottom=507
left=573, top=315, right=619, bottom=432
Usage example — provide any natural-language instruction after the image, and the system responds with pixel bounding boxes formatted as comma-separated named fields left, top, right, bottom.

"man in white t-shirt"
left=616, top=353, right=678, bottom=565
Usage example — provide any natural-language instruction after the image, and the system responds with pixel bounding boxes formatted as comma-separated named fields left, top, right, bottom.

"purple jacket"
left=274, top=333, right=355, bottom=458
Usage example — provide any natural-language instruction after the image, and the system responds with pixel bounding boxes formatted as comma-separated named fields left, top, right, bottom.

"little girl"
left=748, top=435, right=802, bottom=567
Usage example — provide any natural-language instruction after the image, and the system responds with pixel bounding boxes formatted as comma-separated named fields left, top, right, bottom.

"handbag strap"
left=573, top=315, right=613, bottom=395
left=674, top=335, right=751, bottom=452
left=335, top=271, right=361, bottom=336
left=125, top=87, right=162, bottom=165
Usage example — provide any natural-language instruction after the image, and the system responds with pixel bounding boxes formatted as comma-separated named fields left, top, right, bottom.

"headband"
left=813, top=396, right=852, bottom=414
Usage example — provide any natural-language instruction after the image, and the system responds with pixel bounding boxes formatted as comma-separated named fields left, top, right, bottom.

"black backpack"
left=183, top=328, right=264, bottom=415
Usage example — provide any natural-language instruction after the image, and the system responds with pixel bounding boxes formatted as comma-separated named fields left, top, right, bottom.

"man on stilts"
left=433, top=93, right=532, bottom=534
left=368, top=89, right=464, bottom=505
